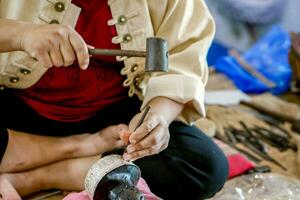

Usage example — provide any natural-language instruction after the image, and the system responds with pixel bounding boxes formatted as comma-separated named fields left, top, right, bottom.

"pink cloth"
left=63, top=178, right=161, bottom=200
left=227, top=154, right=254, bottom=178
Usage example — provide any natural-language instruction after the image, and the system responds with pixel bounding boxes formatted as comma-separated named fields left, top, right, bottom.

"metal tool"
left=240, top=122, right=266, bottom=153
left=123, top=106, right=151, bottom=156
left=247, top=165, right=271, bottom=174
left=216, top=131, right=262, bottom=163
left=253, top=126, right=297, bottom=151
left=134, top=106, right=151, bottom=131
left=235, top=131, right=287, bottom=171
left=89, top=37, right=169, bottom=72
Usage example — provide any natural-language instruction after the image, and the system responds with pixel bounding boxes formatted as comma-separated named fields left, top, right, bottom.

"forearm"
left=0, top=129, right=84, bottom=173
left=0, top=18, right=29, bottom=52
left=147, top=97, right=184, bottom=125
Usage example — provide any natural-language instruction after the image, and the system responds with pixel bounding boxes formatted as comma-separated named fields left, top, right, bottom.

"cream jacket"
left=0, top=0, right=215, bottom=124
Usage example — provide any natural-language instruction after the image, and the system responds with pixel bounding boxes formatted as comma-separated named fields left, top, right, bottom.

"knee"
left=171, top=124, right=229, bottom=199
left=201, top=144, right=229, bottom=199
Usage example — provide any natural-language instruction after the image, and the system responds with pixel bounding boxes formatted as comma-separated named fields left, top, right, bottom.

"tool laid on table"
left=234, top=127, right=287, bottom=171
left=221, top=122, right=289, bottom=171
left=216, top=131, right=262, bottom=164
left=253, top=126, right=297, bottom=151
left=246, top=165, right=271, bottom=174
left=89, top=37, right=169, bottom=72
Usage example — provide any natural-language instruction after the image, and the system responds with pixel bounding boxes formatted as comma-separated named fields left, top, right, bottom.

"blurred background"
left=206, top=0, right=299, bottom=51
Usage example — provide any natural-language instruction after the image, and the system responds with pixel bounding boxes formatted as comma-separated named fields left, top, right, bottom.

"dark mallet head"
left=145, top=37, right=168, bottom=72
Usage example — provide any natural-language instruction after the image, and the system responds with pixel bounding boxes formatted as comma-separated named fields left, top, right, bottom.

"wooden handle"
left=88, top=49, right=146, bottom=57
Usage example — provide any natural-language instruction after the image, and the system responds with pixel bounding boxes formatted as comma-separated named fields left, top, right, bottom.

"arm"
left=0, top=19, right=26, bottom=52
left=147, top=97, right=184, bottom=125
left=142, top=0, right=215, bottom=123
left=0, top=19, right=95, bottom=171
left=124, top=0, right=215, bottom=161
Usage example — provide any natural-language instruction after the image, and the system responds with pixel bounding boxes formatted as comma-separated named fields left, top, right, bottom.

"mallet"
left=88, top=37, right=169, bottom=72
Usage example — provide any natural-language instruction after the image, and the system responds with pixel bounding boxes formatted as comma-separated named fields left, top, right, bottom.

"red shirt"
left=15, top=0, right=127, bottom=122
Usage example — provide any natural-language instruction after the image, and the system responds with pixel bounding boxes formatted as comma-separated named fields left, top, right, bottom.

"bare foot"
left=0, top=174, right=21, bottom=200
left=79, top=124, right=130, bottom=156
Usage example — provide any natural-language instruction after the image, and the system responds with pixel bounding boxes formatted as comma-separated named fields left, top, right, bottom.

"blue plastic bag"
left=207, top=41, right=229, bottom=66
left=214, top=26, right=292, bottom=94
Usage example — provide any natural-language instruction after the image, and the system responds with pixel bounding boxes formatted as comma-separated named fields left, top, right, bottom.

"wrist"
left=0, top=19, right=32, bottom=52
left=147, top=97, right=184, bottom=125
left=13, top=21, right=35, bottom=51
left=10, top=22, right=28, bottom=51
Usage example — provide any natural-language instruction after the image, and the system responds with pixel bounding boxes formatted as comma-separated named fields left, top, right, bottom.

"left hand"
left=123, top=111, right=170, bottom=161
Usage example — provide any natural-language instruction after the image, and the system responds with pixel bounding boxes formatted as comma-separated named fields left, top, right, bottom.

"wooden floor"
left=282, top=92, right=300, bottom=105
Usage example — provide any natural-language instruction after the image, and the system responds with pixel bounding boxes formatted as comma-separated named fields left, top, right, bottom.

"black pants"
left=0, top=90, right=228, bottom=200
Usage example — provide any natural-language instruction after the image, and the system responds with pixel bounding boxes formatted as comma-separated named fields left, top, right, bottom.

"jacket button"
left=123, top=34, right=132, bottom=43
left=134, top=76, right=142, bottom=91
left=10, top=77, right=20, bottom=83
left=50, top=19, right=60, bottom=24
left=131, top=64, right=138, bottom=72
left=118, top=15, right=127, bottom=25
left=20, top=69, right=31, bottom=75
left=55, top=2, right=65, bottom=12
left=0, top=85, right=5, bottom=91
left=134, top=76, right=140, bottom=86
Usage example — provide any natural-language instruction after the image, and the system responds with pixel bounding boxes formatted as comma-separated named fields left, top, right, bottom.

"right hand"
left=18, top=24, right=90, bottom=70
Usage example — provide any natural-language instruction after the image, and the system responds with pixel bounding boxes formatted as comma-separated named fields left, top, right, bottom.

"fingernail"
left=127, top=146, right=135, bottom=153
left=82, top=64, right=88, bottom=70
left=131, top=139, right=136, bottom=144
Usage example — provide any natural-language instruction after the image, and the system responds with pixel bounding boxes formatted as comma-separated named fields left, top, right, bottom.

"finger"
left=60, top=37, right=76, bottom=67
left=69, top=29, right=89, bottom=70
left=127, top=125, right=164, bottom=153
left=123, top=147, right=157, bottom=161
left=127, top=132, right=170, bottom=161
left=87, top=44, right=95, bottom=58
left=87, top=44, right=95, bottom=49
left=35, top=51, right=53, bottom=68
left=49, top=47, right=64, bottom=67
left=129, top=114, right=160, bottom=144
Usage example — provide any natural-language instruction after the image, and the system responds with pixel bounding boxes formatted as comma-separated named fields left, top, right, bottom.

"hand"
left=18, top=24, right=90, bottom=69
left=123, top=112, right=170, bottom=161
